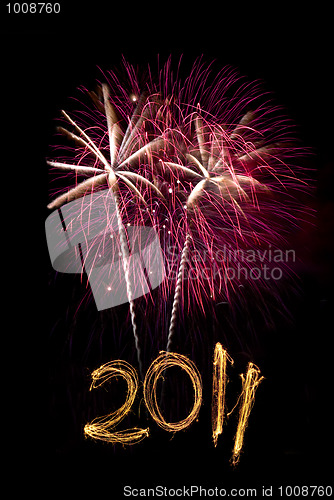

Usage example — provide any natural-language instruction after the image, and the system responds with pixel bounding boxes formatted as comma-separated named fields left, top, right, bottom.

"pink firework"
left=155, top=111, right=310, bottom=353
left=47, top=57, right=312, bottom=370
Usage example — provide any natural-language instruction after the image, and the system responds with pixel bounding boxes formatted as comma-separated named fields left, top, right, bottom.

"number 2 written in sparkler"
left=84, top=344, right=264, bottom=465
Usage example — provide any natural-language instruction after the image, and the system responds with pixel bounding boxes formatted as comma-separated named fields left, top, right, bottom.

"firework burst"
left=47, top=57, right=312, bottom=371
left=161, top=116, right=271, bottom=352
left=47, top=83, right=173, bottom=377
left=152, top=105, right=309, bottom=355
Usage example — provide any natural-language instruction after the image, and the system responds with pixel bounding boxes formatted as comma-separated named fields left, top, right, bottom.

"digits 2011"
left=84, top=343, right=264, bottom=465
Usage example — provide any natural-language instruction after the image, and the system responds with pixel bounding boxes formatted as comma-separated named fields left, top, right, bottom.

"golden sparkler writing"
left=231, top=362, right=264, bottom=465
left=84, top=359, right=149, bottom=444
left=84, top=343, right=263, bottom=463
left=143, top=351, right=202, bottom=433
left=211, top=342, right=234, bottom=447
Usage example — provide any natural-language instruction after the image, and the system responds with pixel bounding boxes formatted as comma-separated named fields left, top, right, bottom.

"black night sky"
left=3, top=3, right=333, bottom=497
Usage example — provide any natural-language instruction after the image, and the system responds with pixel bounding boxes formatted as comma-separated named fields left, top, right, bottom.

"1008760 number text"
left=6, top=3, right=60, bottom=13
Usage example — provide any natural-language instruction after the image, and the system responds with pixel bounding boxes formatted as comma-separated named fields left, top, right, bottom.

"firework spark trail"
left=166, top=232, right=192, bottom=352
left=47, top=85, right=168, bottom=377
left=102, top=84, right=142, bottom=379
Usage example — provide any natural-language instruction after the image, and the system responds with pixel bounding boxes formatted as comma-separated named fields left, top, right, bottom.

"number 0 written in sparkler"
left=84, top=344, right=264, bottom=464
